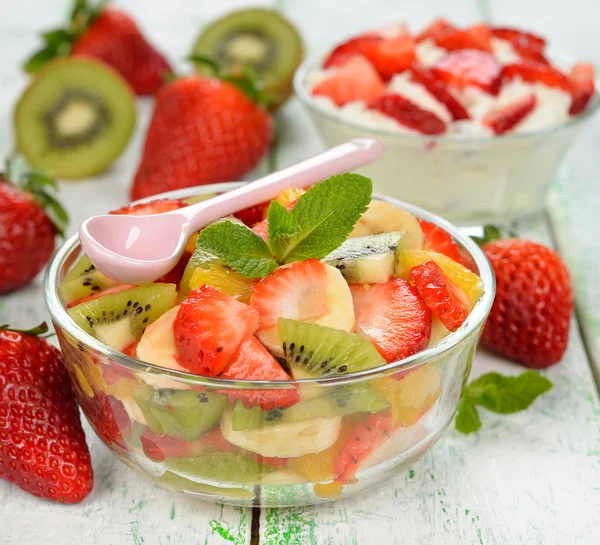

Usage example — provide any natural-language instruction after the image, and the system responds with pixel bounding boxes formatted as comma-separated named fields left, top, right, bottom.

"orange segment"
left=189, top=265, right=255, bottom=304
left=185, top=232, right=198, bottom=254
left=313, top=481, right=344, bottom=500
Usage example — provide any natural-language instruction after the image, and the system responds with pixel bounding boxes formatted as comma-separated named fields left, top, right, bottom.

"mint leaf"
left=195, top=220, right=277, bottom=278
left=267, top=201, right=301, bottom=260
left=468, top=371, right=553, bottom=414
left=455, top=397, right=481, bottom=435
left=270, top=174, right=371, bottom=263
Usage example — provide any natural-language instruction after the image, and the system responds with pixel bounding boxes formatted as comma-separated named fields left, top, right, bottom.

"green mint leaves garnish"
left=455, top=371, right=553, bottom=435
left=195, top=173, right=372, bottom=278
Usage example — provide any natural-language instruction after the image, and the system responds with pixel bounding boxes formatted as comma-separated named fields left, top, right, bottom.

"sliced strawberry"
left=140, top=426, right=230, bottom=461
left=66, top=283, right=134, bottom=308
left=250, top=259, right=329, bottom=331
left=174, top=286, right=259, bottom=376
left=333, top=411, right=394, bottom=484
left=433, top=50, right=502, bottom=95
left=409, top=66, right=470, bottom=120
left=568, top=63, right=595, bottom=115
left=416, top=18, right=455, bottom=43
left=111, top=199, right=187, bottom=216
left=121, top=342, right=138, bottom=359
left=362, top=33, right=417, bottom=81
left=370, top=93, right=447, bottom=135
left=220, top=336, right=300, bottom=410
left=84, top=392, right=130, bottom=449
left=491, top=27, right=547, bottom=63
left=312, top=56, right=386, bottom=107
left=409, top=260, right=470, bottom=332
left=501, top=61, right=570, bottom=91
left=435, top=24, right=493, bottom=53
left=253, top=455, right=288, bottom=468
left=351, top=278, right=432, bottom=362
left=483, top=93, right=537, bottom=135
left=418, top=219, right=464, bottom=262
left=155, top=250, right=192, bottom=287
left=323, top=33, right=384, bottom=68
left=234, top=201, right=270, bottom=227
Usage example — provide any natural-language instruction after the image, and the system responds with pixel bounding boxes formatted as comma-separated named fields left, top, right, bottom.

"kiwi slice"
left=230, top=386, right=389, bottom=431
left=164, top=452, right=273, bottom=484
left=279, top=318, right=386, bottom=379
left=192, top=8, right=303, bottom=109
left=323, top=232, right=405, bottom=284
left=59, top=254, right=119, bottom=304
left=132, top=386, right=227, bottom=441
left=15, top=57, right=136, bottom=179
left=68, top=283, right=176, bottom=351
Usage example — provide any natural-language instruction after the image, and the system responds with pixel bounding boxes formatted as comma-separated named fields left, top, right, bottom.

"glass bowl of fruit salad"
left=45, top=177, right=494, bottom=507
left=294, top=20, right=599, bottom=225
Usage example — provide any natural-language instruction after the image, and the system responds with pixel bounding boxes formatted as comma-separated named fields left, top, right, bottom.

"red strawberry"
left=418, top=219, right=464, bottom=263
left=220, top=336, right=300, bottom=410
left=568, top=63, right=595, bottom=115
left=234, top=201, right=270, bottom=227
left=83, top=392, right=130, bottom=449
left=483, top=93, right=537, bottom=135
left=25, top=4, right=171, bottom=95
left=501, top=61, right=570, bottom=91
left=409, top=66, right=470, bottom=120
left=435, top=24, right=493, bottom=53
left=312, top=56, right=386, bottom=107
left=409, top=260, right=470, bottom=332
left=482, top=239, right=573, bottom=368
left=174, top=286, right=259, bottom=376
left=333, top=411, right=393, bottom=484
left=362, top=33, right=417, bottom=81
left=131, top=76, right=273, bottom=200
left=491, top=27, right=548, bottom=64
left=110, top=199, right=186, bottom=216
left=0, top=167, right=65, bottom=294
left=351, top=278, right=432, bottom=362
left=433, top=50, right=502, bottom=95
left=416, top=18, right=455, bottom=43
left=323, top=33, right=384, bottom=68
left=0, top=324, right=93, bottom=503
left=370, top=93, right=447, bottom=135
left=140, top=427, right=228, bottom=461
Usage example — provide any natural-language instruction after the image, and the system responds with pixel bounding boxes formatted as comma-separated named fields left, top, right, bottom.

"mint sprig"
left=195, top=173, right=372, bottom=278
left=455, top=371, right=553, bottom=435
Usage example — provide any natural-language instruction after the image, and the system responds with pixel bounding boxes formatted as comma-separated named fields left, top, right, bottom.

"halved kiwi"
left=59, top=254, right=119, bottom=304
left=192, top=8, right=303, bottom=109
left=15, top=57, right=136, bottom=179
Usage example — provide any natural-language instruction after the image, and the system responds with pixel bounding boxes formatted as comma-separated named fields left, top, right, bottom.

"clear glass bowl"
left=45, top=183, right=495, bottom=507
left=294, top=60, right=600, bottom=226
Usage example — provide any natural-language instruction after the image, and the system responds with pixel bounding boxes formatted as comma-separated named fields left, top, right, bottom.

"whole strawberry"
left=0, top=162, right=67, bottom=294
left=131, top=71, right=273, bottom=200
left=24, top=1, right=171, bottom=95
left=482, top=238, right=573, bottom=368
left=0, top=323, right=93, bottom=503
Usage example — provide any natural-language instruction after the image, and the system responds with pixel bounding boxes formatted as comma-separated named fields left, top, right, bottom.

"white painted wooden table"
left=1, top=1, right=599, bottom=544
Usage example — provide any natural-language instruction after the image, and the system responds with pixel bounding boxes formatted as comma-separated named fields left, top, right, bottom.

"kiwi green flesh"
left=279, top=318, right=386, bottom=379
left=59, top=254, right=119, bottom=304
left=323, top=232, right=405, bottom=284
left=164, top=452, right=274, bottom=484
left=67, top=283, right=176, bottom=351
left=132, top=386, right=227, bottom=442
left=157, top=471, right=255, bottom=499
left=180, top=248, right=221, bottom=296
left=231, top=386, right=389, bottom=431
left=15, top=58, right=136, bottom=179
left=192, top=8, right=302, bottom=101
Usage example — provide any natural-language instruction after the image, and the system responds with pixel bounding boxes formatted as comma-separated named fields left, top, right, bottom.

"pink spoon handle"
left=179, top=138, right=385, bottom=229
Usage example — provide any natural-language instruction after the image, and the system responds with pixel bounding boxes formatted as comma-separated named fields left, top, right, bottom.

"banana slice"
left=221, top=406, right=342, bottom=458
left=350, top=200, right=425, bottom=251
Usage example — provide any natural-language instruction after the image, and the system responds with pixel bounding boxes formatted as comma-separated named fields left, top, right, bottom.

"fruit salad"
left=306, top=20, right=596, bottom=136
left=51, top=175, right=489, bottom=506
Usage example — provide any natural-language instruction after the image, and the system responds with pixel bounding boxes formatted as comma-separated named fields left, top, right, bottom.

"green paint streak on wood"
left=131, top=524, right=144, bottom=545
left=170, top=503, right=176, bottom=520
left=465, top=509, right=470, bottom=515
left=129, top=500, right=145, bottom=514
left=208, top=510, right=247, bottom=545
left=263, top=508, right=317, bottom=545
left=408, top=469, right=415, bottom=479
left=209, top=520, right=235, bottom=542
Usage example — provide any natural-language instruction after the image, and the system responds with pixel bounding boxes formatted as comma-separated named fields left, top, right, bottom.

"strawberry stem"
left=0, top=322, right=50, bottom=337
left=471, top=225, right=503, bottom=247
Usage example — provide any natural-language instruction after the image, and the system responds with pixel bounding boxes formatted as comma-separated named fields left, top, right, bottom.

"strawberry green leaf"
left=267, top=201, right=300, bottom=260
left=454, top=397, right=481, bottom=435
left=23, top=47, right=58, bottom=73
left=195, top=219, right=278, bottom=278
left=0, top=322, right=49, bottom=336
left=273, top=173, right=372, bottom=263
left=467, top=371, right=553, bottom=414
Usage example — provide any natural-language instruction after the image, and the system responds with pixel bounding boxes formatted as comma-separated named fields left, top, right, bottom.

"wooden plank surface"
left=1, top=1, right=599, bottom=544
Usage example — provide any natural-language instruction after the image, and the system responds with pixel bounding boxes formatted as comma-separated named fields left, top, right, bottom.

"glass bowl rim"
left=293, top=53, right=600, bottom=145
left=44, top=182, right=495, bottom=388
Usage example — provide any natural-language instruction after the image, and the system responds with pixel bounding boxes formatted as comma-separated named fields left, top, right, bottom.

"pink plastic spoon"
left=79, top=138, right=385, bottom=285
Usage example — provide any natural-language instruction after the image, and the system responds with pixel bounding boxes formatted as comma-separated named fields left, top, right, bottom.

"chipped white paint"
left=1, top=1, right=600, bottom=544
